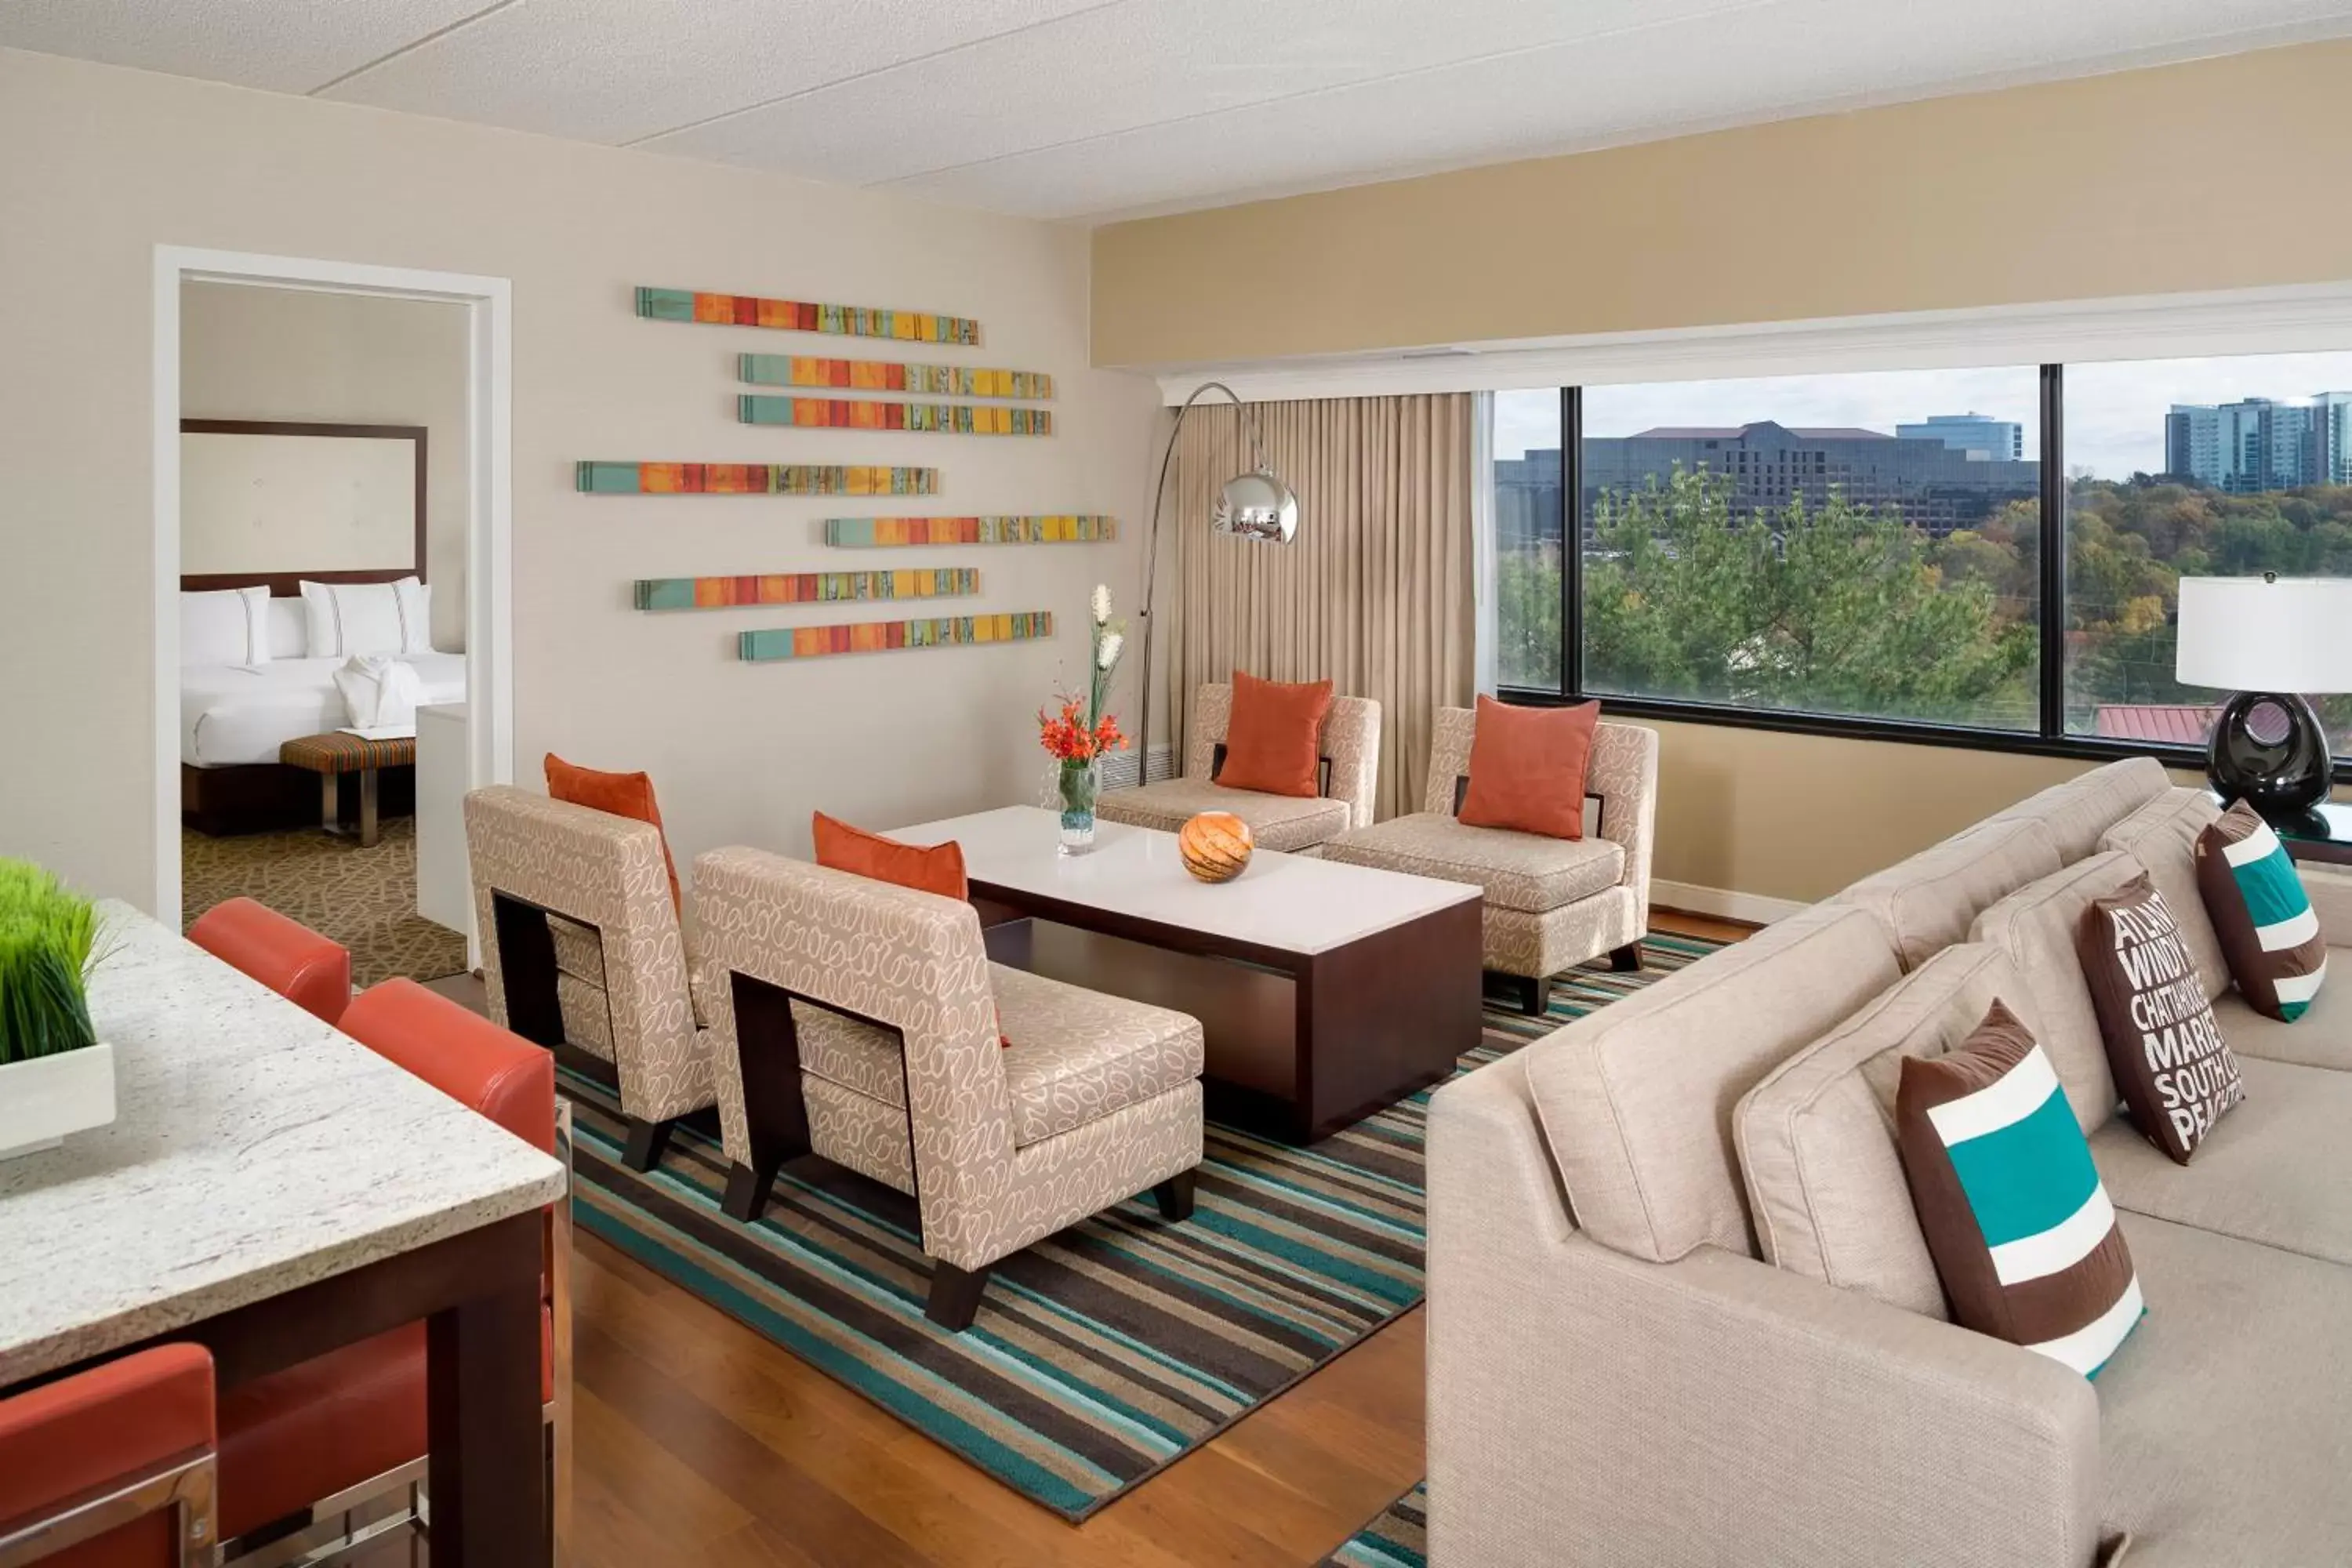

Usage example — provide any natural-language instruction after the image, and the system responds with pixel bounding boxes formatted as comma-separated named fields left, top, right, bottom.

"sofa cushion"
left=549, top=913, right=603, bottom=986
left=1216, top=671, right=1331, bottom=798
left=2096, top=1212, right=2352, bottom=1566
left=991, top=964, right=1203, bottom=1147
left=2209, top=975, right=2352, bottom=1071
left=2078, top=872, right=2243, bottom=1165
left=1737, top=943, right=2033, bottom=1320
left=793, top=999, right=908, bottom=1107
left=1323, top=812, right=1623, bottom=913
left=2098, top=788, right=2228, bottom=1000
left=1457, top=695, right=1599, bottom=840
left=2095, top=1054, right=2352, bottom=1267
left=1985, top=755, right=2171, bottom=864
left=1528, top=902, right=1903, bottom=1263
left=1968, top=851, right=2141, bottom=1133
left=2198, top=801, right=2330, bottom=1022
left=1835, top=817, right=2062, bottom=971
left=1095, top=778, right=1351, bottom=853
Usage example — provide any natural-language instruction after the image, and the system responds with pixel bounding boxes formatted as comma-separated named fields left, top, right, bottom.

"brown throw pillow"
left=2078, top=873, right=2244, bottom=1163
left=1894, top=1000, right=2145, bottom=1379
left=2197, top=799, right=2328, bottom=1022
left=1215, top=672, right=1332, bottom=798
left=1457, top=695, right=1599, bottom=840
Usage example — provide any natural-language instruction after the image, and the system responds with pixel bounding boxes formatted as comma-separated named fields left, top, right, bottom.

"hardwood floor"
left=389, top=909, right=1748, bottom=1566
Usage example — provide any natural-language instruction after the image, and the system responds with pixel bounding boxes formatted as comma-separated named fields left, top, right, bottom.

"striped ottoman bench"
left=279, top=732, right=416, bottom=848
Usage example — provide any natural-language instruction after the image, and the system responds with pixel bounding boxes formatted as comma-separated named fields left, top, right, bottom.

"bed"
left=180, top=418, right=466, bottom=834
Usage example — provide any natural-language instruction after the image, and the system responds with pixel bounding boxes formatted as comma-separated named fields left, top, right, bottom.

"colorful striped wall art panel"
left=739, top=611, right=1053, bottom=662
left=576, top=462, right=938, bottom=496
left=739, top=355, right=1051, bottom=400
left=634, top=568, right=978, bottom=611
left=636, top=287, right=980, bottom=345
left=738, top=396, right=1051, bottom=437
left=823, top=515, right=1118, bottom=547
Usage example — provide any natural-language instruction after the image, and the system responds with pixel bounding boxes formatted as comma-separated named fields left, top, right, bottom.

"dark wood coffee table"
left=894, top=807, right=1484, bottom=1142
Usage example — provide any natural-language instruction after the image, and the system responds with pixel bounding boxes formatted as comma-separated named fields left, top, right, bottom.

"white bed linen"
left=182, top=654, right=467, bottom=768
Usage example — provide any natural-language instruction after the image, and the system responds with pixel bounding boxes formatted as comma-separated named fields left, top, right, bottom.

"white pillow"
left=265, top=596, right=309, bottom=659
left=180, top=586, right=270, bottom=666
left=303, top=578, right=432, bottom=658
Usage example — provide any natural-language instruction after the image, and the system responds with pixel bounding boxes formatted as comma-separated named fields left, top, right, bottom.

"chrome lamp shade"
left=1212, top=466, right=1300, bottom=543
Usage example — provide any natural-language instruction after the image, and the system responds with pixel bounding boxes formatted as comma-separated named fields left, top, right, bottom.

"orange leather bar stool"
left=186, top=898, right=351, bottom=1025
left=0, top=1343, right=217, bottom=1567
left=212, top=979, right=559, bottom=1557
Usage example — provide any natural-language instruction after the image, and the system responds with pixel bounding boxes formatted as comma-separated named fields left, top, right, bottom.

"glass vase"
left=1057, top=758, right=1099, bottom=855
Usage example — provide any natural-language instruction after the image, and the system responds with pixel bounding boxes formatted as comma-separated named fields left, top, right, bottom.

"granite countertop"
left=0, top=901, right=566, bottom=1383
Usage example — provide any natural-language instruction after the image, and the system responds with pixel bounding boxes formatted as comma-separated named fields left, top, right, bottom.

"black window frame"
left=1496, top=366, right=2352, bottom=782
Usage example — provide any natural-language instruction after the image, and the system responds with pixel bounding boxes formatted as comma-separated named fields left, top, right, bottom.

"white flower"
left=1091, top=584, right=1112, bottom=626
left=1096, top=631, right=1123, bottom=671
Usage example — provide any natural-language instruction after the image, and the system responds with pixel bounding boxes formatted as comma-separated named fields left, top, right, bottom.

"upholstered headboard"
left=179, top=419, right=426, bottom=597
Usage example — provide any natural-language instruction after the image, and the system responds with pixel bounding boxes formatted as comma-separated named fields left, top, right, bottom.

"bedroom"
left=176, top=279, right=473, bottom=985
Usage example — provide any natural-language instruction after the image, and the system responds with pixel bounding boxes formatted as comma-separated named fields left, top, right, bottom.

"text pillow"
left=1895, top=1000, right=2145, bottom=1379
left=2078, top=873, right=2244, bottom=1164
left=1457, top=695, right=1599, bottom=840
left=1215, top=672, right=1332, bottom=798
left=2197, top=800, right=2327, bottom=1022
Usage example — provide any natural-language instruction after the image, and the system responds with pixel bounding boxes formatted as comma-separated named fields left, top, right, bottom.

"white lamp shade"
left=2175, top=576, right=2352, bottom=693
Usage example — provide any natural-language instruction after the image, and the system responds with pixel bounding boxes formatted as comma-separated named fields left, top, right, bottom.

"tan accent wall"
left=1092, top=40, right=2352, bottom=367
left=1645, top=719, right=2210, bottom=906
left=0, top=46, right=1159, bottom=909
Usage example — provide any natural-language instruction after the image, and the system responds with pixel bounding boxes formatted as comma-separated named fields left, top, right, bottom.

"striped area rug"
left=1327, top=1481, right=1428, bottom=1567
left=563, top=934, right=1719, bottom=1520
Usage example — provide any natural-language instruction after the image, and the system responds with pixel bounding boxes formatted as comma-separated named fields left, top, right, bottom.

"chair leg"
left=925, top=1261, right=993, bottom=1331
left=1481, top=970, right=1549, bottom=1016
left=619, top=1116, right=673, bottom=1173
left=1610, top=942, right=1643, bottom=973
left=1152, top=1170, right=1196, bottom=1221
left=721, top=1159, right=780, bottom=1223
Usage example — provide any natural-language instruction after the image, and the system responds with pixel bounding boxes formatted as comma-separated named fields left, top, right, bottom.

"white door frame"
left=151, top=245, right=514, bottom=927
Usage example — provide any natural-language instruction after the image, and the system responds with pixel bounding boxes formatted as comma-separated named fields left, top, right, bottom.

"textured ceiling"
left=7, top=0, right=2351, bottom=221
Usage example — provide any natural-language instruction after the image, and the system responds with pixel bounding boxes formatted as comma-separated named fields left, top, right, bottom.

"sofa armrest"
left=1428, top=1049, right=2102, bottom=1568
left=1588, top=721, right=1659, bottom=927
left=2298, top=862, right=2352, bottom=948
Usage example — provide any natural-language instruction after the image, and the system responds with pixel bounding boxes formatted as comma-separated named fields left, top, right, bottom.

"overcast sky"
left=1495, top=350, right=2352, bottom=478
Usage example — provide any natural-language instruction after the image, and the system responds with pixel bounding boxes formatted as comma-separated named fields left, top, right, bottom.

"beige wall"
left=181, top=283, right=470, bottom=649
left=1092, top=40, right=2352, bottom=367
left=0, top=47, right=1160, bottom=907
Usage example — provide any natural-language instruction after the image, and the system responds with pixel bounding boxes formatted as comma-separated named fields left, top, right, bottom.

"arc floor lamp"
left=1134, top=381, right=1300, bottom=776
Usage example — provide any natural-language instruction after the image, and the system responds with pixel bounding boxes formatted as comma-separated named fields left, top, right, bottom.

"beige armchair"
left=692, top=846, right=1207, bottom=1330
left=1323, top=708, right=1657, bottom=1014
left=1095, top=681, right=1380, bottom=854
left=463, top=785, right=718, bottom=1170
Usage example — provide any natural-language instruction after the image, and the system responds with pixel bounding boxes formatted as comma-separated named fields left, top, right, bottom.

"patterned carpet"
left=1326, top=1481, right=1427, bottom=1567
left=562, top=934, right=1722, bottom=1522
left=180, top=819, right=466, bottom=988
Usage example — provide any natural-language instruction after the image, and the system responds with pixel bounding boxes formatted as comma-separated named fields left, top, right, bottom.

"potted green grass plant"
left=0, top=858, right=114, bottom=1160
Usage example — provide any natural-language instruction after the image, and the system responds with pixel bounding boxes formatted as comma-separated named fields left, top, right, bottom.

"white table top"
left=0, top=902, right=567, bottom=1384
left=892, top=806, right=1481, bottom=956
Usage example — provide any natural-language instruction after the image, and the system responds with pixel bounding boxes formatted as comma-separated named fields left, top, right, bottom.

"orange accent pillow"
left=1216, top=671, right=1333, bottom=798
left=811, top=812, right=968, bottom=900
left=1457, top=695, right=1599, bottom=840
left=544, top=753, right=681, bottom=910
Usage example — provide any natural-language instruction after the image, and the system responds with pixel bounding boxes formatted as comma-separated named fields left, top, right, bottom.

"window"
left=1488, top=349, right=2352, bottom=771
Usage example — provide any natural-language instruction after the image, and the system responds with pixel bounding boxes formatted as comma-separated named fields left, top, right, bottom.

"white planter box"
left=0, top=1044, right=116, bottom=1160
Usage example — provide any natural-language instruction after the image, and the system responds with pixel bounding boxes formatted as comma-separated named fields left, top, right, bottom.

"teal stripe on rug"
left=1325, top=1481, right=1429, bottom=1567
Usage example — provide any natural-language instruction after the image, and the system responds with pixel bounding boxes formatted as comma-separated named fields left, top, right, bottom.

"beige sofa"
left=1426, top=757, right=2352, bottom=1566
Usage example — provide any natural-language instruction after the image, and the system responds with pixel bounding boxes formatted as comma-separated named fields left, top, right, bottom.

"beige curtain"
left=1167, top=393, right=1477, bottom=820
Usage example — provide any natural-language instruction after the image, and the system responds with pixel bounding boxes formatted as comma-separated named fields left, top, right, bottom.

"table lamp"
left=2175, top=573, right=2352, bottom=822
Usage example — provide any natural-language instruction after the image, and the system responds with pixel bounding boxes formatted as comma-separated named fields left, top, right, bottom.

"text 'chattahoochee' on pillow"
left=2197, top=800, right=2327, bottom=1022
left=2078, top=873, right=2243, bottom=1164
left=1896, top=1000, right=2145, bottom=1380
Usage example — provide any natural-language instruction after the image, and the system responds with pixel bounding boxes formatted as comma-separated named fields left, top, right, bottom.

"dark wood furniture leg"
left=426, top=1268, right=546, bottom=1566
left=720, top=971, right=812, bottom=1222
left=925, top=1262, right=992, bottom=1331
left=1485, top=971, right=1551, bottom=1016
left=619, top=1117, right=673, bottom=1174
left=1610, top=942, right=1643, bottom=973
left=1152, top=1171, right=1196, bottom=1221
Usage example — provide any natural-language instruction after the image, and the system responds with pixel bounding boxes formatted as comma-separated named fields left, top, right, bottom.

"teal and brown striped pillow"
left=2197, top=800, right=2328, bottom=1022
left=1896, top=1001, right=2145, bottom=1379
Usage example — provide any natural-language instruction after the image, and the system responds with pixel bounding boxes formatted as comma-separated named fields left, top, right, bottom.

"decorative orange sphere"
left=1179, top=811, right=1254, bottom=884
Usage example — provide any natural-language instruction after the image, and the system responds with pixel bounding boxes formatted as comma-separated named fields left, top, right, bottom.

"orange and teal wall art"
left=823, top=516, right=1116, bottom=546
left=739, top=611, right=1051, bottom=662
left=739, top=355, right=1051, bottom=401
left=739, top=396, right=1051, bottom=437
left=634, top=568, right=977, bottom=612
left=636, top=287, right=980, bottom=345
left=576, top=462, right=938, bottom=496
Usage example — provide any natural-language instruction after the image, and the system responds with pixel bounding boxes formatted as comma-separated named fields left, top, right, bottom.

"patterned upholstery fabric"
left=463, top=785, right=717, bottom=1125
left=1094, top=777, right=1350, bottom=852
left=1322, top=811, right=1623, bottom=913
left=1099, top=681, right=1381, bottom=847
left=278, top=731, right=416, bottom=773
left=549, top=914, right=604, bottom=986
left=1329, top=707, right=1658, bottom=979
left=692, top=846, right=1204, bottom=1272
left=993, top=964, right=1204, bottom=1147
